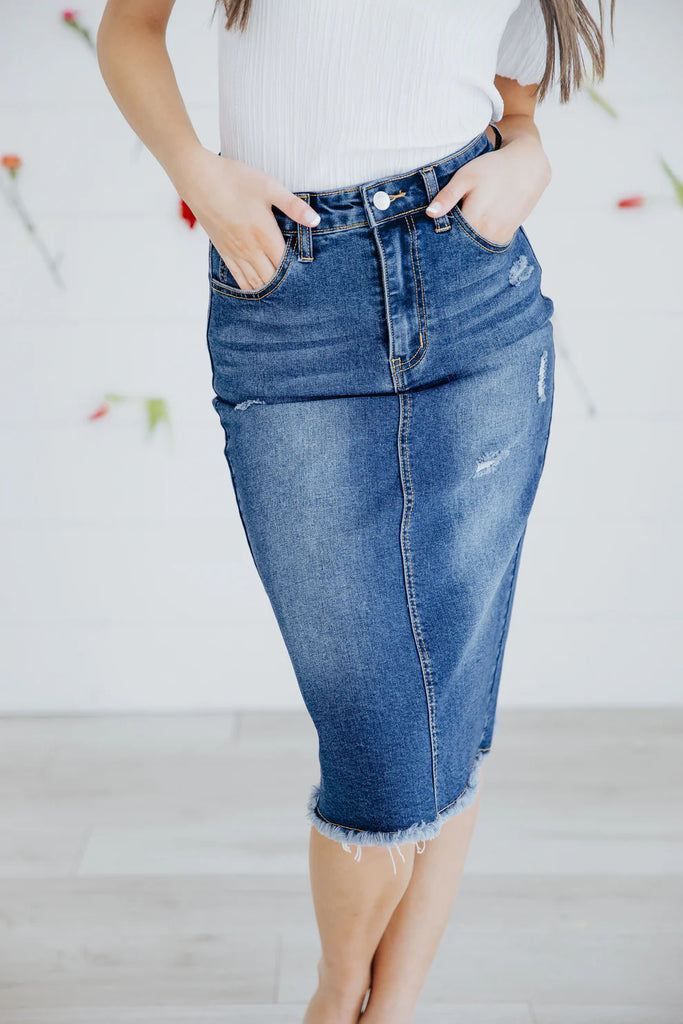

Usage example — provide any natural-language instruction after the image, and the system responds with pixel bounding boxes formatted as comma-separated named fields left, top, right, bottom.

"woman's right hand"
left=176, top=146, right=320, bottom=292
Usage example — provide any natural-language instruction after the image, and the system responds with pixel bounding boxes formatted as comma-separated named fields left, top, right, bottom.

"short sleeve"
left=496, top=0, right=549, bottom=86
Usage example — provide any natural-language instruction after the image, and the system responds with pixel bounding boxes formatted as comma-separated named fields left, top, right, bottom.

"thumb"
left=269, top=181, right=321, bottom=227
left=425, top=169, right=472, bottom=219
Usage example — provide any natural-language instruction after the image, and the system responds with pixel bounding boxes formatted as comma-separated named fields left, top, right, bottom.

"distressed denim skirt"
left=205, top=127, right=555, bottom=868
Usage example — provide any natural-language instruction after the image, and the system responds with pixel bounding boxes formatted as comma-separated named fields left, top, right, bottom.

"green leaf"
left=145, top=398, right=171, bottom=434
left=104, top=392, right=125, bottom=403
left=659, top=157, right=683, bottom=207
left=583, top=84, right=618, bottom=120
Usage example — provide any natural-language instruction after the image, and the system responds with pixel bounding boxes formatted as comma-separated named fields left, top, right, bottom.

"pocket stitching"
left=211, top=235, right=297, bottom=300
left=449, top=206, right=517, bottom=253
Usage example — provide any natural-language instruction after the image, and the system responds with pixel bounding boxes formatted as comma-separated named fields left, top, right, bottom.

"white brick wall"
left=1, top=0, right=681, bottom=712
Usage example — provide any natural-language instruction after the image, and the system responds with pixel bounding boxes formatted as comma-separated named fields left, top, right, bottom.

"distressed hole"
left=537, top=350, right=548, bottom=403
left=509, top=254, right=533, bottom=286
left=234, top=398, right=267, bottom=411
left=474, top=447, right=510, bottom=477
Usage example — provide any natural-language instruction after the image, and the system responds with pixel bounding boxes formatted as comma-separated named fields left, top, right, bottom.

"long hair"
left=213, top=0, right=616, bottom=104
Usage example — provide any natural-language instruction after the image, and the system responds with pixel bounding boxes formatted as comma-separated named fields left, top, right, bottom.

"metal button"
left=372, top=190, right=391, bottom=211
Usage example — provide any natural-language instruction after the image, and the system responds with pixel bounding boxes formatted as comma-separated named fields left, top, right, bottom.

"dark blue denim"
left=205, top=127, right=555, bottom=868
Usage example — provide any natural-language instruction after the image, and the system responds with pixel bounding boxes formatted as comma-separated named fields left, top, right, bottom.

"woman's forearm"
left=495, top=112, right=543, bottom=147
left=492, top=78, right=546, bottom=155
left=96, top=0, right=319, bottom=291
left=425, top=76, right=551, bottom=244
left=96, top=2, right=202, bottom=196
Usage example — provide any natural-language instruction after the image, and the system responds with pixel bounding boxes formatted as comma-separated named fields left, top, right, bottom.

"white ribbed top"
left=217, top=0, right=549, bottom=192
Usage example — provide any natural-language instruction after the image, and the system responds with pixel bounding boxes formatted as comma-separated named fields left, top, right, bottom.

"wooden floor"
left=0, top=708, right=680, bottom=1023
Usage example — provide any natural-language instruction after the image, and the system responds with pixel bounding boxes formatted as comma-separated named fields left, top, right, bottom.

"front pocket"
left=210, top=234, right=298, bottom=300
left=449, top=205, right=517, bottom=253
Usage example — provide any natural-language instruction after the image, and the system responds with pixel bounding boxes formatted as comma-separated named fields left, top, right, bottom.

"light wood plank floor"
left=0, top=708, right=680, bottom=1023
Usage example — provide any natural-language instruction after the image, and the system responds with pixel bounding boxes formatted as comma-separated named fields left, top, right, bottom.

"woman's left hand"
left=425, top=131, right=552, bottom=246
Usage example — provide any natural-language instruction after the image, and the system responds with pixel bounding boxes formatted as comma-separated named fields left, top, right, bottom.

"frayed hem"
left=305, top=745, right=491, bottom=869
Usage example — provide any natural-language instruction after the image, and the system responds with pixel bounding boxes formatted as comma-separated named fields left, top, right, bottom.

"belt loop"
left=419, top=166, right=451, bottom=233
left=295, top=191, right=314, bottom=261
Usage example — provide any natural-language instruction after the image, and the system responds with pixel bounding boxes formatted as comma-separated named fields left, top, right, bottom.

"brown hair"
left=213, top=0, right=615, bottom=104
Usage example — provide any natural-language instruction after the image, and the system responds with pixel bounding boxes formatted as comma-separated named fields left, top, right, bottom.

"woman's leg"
left=303, top=780, right=482, bottom=1024
left=303, top=829, right=416, bottom=1024
left=359, top=783, right=482, bottom=1023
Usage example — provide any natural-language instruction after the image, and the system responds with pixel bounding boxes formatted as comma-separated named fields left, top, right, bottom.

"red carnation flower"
left=88, top=402, right=111, bottom=420
left=617, top=195, right=646, bottom=208
left=179, top=197, right=197, bottom=228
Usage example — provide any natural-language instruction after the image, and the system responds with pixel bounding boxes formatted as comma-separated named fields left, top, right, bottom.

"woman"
left=97, top=2, right=614, bottom=1021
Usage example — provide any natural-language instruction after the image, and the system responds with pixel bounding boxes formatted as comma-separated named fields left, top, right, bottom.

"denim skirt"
left=205, top=127, right=555, bottom=865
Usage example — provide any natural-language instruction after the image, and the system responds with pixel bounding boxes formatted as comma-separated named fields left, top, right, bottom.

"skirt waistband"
left=273, top=126, right=498, bottom=236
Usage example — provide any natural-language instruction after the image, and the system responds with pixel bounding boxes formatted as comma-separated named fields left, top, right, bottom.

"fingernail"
left=305, top=210, right=321, bottom=226
left=426, top=202, right=442, bottom=216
